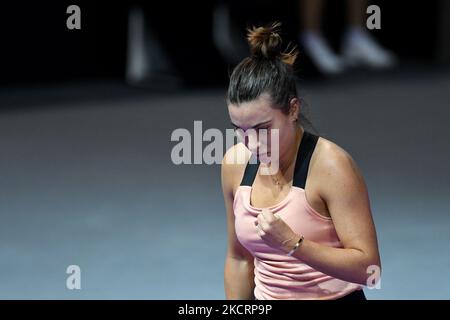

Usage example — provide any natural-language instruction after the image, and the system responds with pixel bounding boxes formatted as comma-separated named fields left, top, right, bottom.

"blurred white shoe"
left=300, top=31, right=344, bottom=75
left=342, top=27, right=397, bottom=69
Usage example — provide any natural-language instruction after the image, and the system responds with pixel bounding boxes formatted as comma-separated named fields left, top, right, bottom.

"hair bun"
left=246, top=21, right=298, bottom=66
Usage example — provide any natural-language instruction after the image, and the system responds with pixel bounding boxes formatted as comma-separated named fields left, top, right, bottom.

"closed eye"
left=230, top=120, right=271, bottom=131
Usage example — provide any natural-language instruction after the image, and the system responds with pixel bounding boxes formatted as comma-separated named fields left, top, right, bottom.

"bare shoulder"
left=221, top=143, right=252, bottom=198
left=312, top=136, right=356, bottom=169
left=311, top=136, right=367, bottom=199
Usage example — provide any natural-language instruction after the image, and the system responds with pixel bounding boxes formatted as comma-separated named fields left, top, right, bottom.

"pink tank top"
left=233, top=130, right=363, bottom=300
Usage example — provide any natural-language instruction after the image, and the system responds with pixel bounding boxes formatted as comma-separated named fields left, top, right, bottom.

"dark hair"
left=226, top=21, right=318, bottom=134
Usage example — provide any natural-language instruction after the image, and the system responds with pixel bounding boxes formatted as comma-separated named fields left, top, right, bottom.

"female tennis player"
left=222, top=22, right=380, bottom=300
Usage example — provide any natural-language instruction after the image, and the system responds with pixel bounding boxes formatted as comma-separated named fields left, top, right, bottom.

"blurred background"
left=0, top=0, right=449, bottom=299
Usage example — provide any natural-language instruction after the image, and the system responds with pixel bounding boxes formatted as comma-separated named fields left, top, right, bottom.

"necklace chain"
left=269, top=129, right=302, bottom=190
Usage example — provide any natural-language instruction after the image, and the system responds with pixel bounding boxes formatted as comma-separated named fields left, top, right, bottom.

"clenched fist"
left=254, top=208, right=301, bottom=254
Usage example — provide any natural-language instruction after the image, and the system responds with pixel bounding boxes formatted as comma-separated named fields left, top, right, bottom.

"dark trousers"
left=254, top=289, right=367, bottom=300
left=335, top=289, right=367, bottom=300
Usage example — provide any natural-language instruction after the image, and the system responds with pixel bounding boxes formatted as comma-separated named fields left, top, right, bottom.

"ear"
left=288, top=97, right=300, bottom=122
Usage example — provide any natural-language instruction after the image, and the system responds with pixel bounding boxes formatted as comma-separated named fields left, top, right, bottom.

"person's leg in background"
left=299, top=0, right=345, bottom=75
left=125, top=2, right=182, bottom=89
left=341, top=0, right=397, bottom=69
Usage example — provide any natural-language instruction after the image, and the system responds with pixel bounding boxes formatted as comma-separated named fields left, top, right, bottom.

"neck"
left=271, top=126, right=304, bottom=176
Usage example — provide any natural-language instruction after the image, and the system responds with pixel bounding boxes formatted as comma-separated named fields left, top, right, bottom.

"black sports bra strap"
left=240, top=153, right=260, bottom=186
left=293, top=130, right=319, bottom=189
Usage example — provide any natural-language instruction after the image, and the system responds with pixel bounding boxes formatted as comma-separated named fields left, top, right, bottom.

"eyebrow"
left=230, top=120, right=271, bottom=130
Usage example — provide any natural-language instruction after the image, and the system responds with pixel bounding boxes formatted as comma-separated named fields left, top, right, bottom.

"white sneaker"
left=300, top=31, right=344, bottom=75
left=342, top=27, right=397, bottom=69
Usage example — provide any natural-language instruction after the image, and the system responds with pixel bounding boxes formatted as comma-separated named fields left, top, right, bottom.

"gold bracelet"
left=287, top=235, right=304, bottom=256
left=281, top=236, right=297, bottom=246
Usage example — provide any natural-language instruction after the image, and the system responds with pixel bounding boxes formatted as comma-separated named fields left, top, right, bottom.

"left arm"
left=256, top=145, right=381, bottom=285
left=289, top=147, right=381, bottom=285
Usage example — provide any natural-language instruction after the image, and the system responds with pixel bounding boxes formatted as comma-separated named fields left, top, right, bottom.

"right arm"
left=222, top=145, right=255, bottom=300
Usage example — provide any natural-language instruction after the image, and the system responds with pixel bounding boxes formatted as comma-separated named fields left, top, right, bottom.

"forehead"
left=228, top=94, right=276, bottom=126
